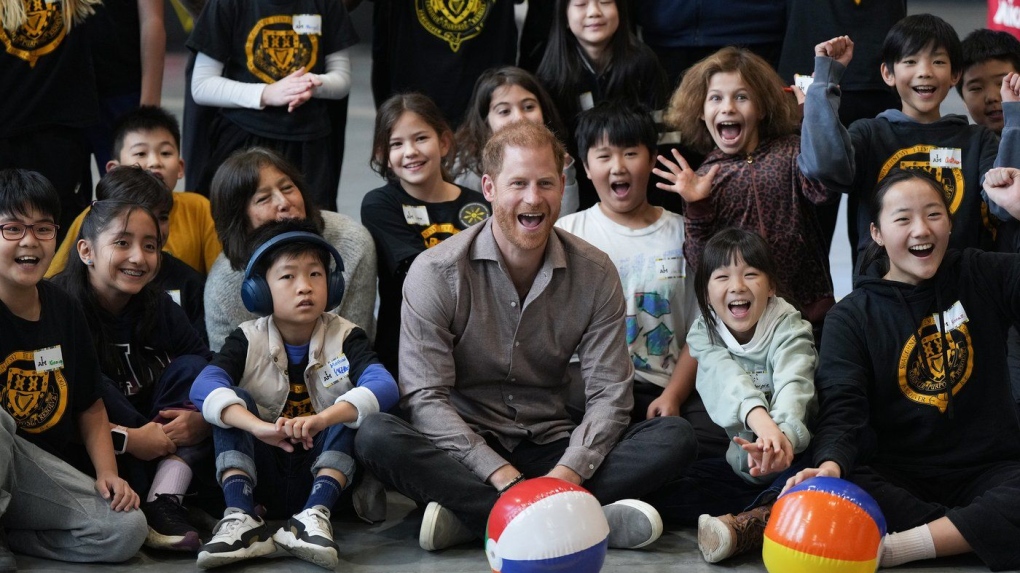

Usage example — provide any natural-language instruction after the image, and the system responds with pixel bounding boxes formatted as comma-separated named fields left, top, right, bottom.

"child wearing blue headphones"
left=189, top=219, right=398, bottom=570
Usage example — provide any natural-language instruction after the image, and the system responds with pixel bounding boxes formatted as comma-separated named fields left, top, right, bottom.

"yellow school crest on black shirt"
left=416, top=0, right=489, bottom=52
left=0, top=351, right=68, bottom=433
left=878, top=145, right=966, bottom=215
left=896, top=311, right=973, bottom=413
left=245, top=15, right=319, bottom=84
left=0, top=0, right=66, bottom=67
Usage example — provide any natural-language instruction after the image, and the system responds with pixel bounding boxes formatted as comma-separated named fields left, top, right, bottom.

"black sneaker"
left=142, top=494, right=201, bottom=552
left=0, top=527, right=16, bottom=573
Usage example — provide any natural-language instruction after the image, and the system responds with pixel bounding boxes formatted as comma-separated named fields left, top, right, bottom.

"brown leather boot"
left=697, top=503, right=772, bottom=563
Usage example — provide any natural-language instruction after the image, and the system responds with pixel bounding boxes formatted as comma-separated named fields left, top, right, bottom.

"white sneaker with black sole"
left=273, top=506, right=339, bottom=570
left=196, top=509, right=276, bottom=569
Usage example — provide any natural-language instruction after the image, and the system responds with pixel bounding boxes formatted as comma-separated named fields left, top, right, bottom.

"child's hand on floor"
left=1001, top=72, right=1020, bottom=104
left=95, top=473, right=140, bottom=512
left=815, top=35, right=854, bottom=68
left=654, top=149, right=719, bottom=203
left=275, top=414, right=327, bottom=450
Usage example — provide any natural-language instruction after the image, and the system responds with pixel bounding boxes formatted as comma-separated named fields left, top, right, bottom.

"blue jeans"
left=0, top=409, right=146, bottom=563
left=212, top=387, right=356, bottom=519
left=647, top=454, right=809, bottom=525
left=355, top=413, right=697, bottom=537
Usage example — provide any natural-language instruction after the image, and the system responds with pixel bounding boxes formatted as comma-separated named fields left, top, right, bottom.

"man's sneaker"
left=602, top=499, right=663, bottom=549
left=0, top=528, right=16, bottom=573
left=196, top=509, right=276, bottom=569
left=697, top=504, right=771, bottom=563
left=272, top=506, right=338, bottom=570
left=418, top=502, right=475, bottom=551
left=142, top=494, right=201, bottom=552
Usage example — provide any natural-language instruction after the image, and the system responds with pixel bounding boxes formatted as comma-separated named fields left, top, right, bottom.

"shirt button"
left=508, top=395, right=513, bottom=401
left=514, top=341, right=520, bottom=347
left=510, top=301, right=517, bottom=307
left=589, top=464, right=595, bottom=470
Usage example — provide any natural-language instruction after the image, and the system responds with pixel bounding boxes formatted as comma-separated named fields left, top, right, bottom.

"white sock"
left=880, top=525, right=936, bottom=568
left=147, top=458, right=193, bottom=503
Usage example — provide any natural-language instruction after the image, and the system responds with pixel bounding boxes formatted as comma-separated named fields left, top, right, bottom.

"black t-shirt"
left=0, top=282, right=101, bottom=458
left=371, top=0, right=517, bottom=127
left=86, top=0, right=142, bottom=97
left=360, top=181, right=490, bottom=376
left=0, top=0, right=99, bottom=137
left=157, top=253, right=208, bottom=346
left=96, top=291, right=210, bottom=408
left=187, top=0, right=358, bottom=140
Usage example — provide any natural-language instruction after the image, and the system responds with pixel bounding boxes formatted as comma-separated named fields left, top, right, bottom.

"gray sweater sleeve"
left=985, top=102, right=1020, bottom=221
left=203, top=255, right=256, bottom=353
left=798, top=56, right=855, bottom=193
left=321, top=211, right=379, bottom=342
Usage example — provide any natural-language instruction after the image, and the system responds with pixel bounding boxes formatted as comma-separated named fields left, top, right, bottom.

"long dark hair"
left=210, top=147, right=324, bottom=270
left=52, top=200, right=164, bottom=377
left=536, top=0, right=665, bottom=126
left=857, top=169, right=953, bottom=276
left=370, top=93, right=455, bottom=183
left=454, top=66, right=567, bottom=178
left=695, top=228, right=781, bottom=343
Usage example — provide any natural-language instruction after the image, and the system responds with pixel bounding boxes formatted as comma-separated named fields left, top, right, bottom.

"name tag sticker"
left=794, top=73, right=814, bottom=93
left=402, top=205, right=430, bottom=226
left=936, top=300, right=969, bottom=332
left=321, top=354, right=350, bottom=388
left=35, top=346, right=63, bottom=372
left=578, top=91, right=594, bottom=111
left=929, top=148, right=962, bottom=169
left=292, top=14, right=322, bottom=35
left=656, top=256, right=684, bottom=280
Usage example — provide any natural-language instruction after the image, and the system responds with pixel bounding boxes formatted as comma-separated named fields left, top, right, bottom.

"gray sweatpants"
left=0, top=409, right=146, bottom=563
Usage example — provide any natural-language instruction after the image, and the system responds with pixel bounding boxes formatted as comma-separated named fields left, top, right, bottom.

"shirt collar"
left=469, top=219, right=569, bottom=272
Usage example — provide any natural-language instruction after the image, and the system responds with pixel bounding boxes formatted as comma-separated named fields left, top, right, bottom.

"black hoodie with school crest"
left=813, top=249, right=1020, bottom=475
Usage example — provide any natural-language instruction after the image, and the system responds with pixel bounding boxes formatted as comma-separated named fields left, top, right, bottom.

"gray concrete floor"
left=24, top=1, right=1002, bottom=571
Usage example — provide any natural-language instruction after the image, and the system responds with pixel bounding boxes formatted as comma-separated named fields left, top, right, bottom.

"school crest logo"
left=896, top=310, right=973, bottom=413
left=458, top=202, right=490, bottom=226
left=0, top=0, right=66, bottom=67
left=0, top=351, right=68, bottom=433
left=415, top=0, right=489, bottom=52
left=246, top=15, right=319, bottom=84
left=878, top=145, right=966, bottom=215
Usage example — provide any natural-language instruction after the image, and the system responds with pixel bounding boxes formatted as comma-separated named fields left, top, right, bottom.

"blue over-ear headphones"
left=241, top=231, right=345, bottom=316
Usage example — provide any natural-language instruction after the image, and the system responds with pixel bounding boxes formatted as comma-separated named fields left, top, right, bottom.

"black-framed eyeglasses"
left=0, top=223, right=59, bottom=241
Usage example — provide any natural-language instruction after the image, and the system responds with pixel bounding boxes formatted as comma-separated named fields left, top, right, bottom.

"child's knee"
left=100, top=508, right=147, bottom=562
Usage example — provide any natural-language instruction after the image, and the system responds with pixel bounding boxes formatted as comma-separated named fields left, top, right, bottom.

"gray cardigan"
left=204, top=210, right=378, bottom=352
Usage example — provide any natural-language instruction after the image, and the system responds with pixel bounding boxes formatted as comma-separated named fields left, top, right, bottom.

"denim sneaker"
left=272, top=506, right=338, bottom=570
left=142, top=494, right=201, bottom=552
left=418, top=502, right=475, bottom=551
left=0, top=527, right=15, bottom=573
left=602, top=499, right=663, bottom=549
left=697, top=504, right=771, bottom=563
left=196, top=509, right=276, bottom=569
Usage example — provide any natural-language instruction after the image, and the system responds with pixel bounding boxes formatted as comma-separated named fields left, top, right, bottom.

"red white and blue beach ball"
left=486, top=477, right=609, bottom=573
